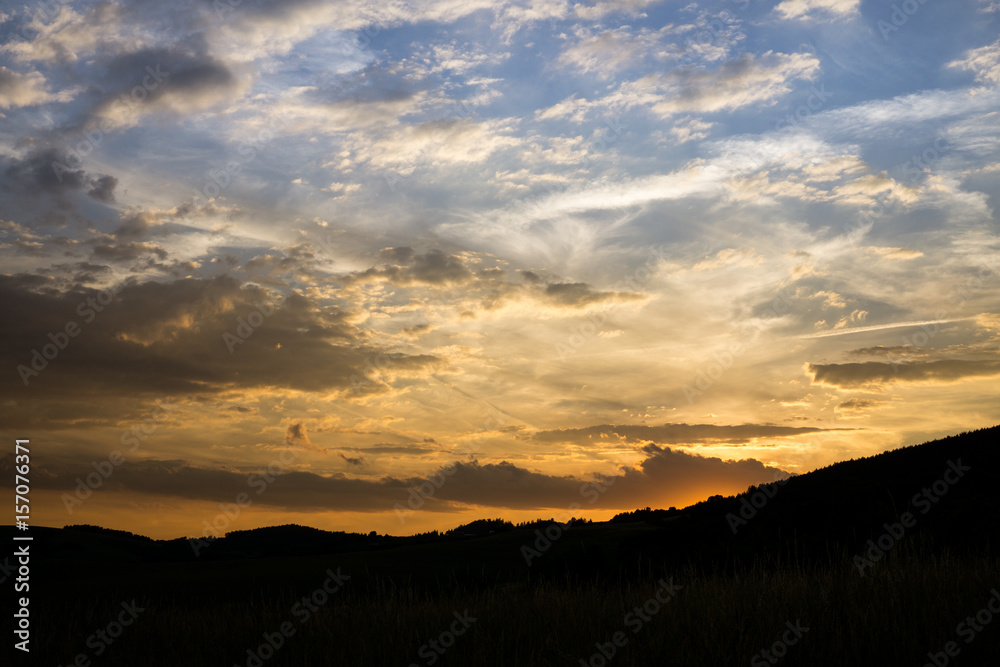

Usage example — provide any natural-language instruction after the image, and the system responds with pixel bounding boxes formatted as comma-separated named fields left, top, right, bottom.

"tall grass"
left=31, top=544, right=999, bottom=666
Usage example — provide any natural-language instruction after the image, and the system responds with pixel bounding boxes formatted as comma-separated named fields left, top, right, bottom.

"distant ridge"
left=4, top=425, right=997, bottom=565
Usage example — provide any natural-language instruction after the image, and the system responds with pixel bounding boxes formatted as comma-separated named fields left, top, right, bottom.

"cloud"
left=90, top=240, right=168, bottom=262
left=1, top=0, right=997, bottom=537
left=338, top=453, right=366, bottom=466
left=807, top=359, right=1000, bottom=388
left=864, top=247, right=924, bottom=260
left=537, top=51, right=820, bottom=120
left=949, top=39, right=1000, bottom=85
left=2, top=2, right=135, bottom=64
left=557, top=26, right=673, bottom=77
left=350, top=117, right=521, bottom=172
left=773, top=0, right=860, bottom=21
left=603, top=444, right=790, bottom=509
left=89, top=48, right=247, bottom=129
left=570, top=0, right=662, bottom=21
left=286, top=422, right=312, bottom=447
left=848, top=345, right=924, bottom=358
left=836, top=398, right=885, bottom=412
left=543, top=282, right=645, bottom=308
left=670, top=116, right=714, bottom=144
left=88, top=175, right=119, bottom=202
left=532, top=422, right=842, bottom=445
left=274, top=70, right=432, bottom=133
left=468, top=131, right=895, bottom=234
left=411, top=41, right=510, bottom=77
left=0, top=66, right=75, bottom=107
left=0, top=274, right=442, bottom=428
left=690, top=248, right=763, bottom=272
left=8, top=443, right=788, bottom=513
left=338, top=249, right=647, bottom=313
left=0, top=148, right=118, bottom=202
left=343, top=248, right=475, bottom=287
left=212, top=0, right=496, bottom=61
left=348, top=443, right=438, bottom=456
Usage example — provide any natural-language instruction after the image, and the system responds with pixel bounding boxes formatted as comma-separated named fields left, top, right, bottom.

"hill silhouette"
left=5, top=425, right=999, bottom=666
left=9, top=425, right=996, bottom=567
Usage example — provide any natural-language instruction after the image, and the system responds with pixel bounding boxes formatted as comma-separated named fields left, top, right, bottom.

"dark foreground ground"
left=5, top=426, right=1000, bottom=666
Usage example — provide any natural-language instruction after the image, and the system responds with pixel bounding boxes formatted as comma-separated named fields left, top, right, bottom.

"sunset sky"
left=1, top=0, right=999, bottom=539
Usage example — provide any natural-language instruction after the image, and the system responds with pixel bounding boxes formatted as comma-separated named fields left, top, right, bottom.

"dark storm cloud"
left=0, top=274, right=441, bottom=427
left=808, top=359, right=1000, bottom=388
left=113, top=213, right=153, bottom=241
left=2, top=443, right=788, bottom=513
left=532, top=423, right=843, bottom=445
left=87, top=175, right=118, bottom=202
left=49, top=261, right=114, bottom=284
left=1, top=148, right=117, bottom=201
left=87, top=45, right=244, bottom=123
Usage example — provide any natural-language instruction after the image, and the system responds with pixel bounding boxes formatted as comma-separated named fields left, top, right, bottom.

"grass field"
left=30, top=537, right=1000, bottom=666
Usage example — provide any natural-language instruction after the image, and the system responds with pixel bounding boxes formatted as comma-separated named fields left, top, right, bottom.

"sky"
left=1, top=0, right=999, bottom=540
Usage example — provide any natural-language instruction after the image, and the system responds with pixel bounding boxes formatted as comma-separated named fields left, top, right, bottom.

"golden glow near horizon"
left=2, top=0, right=999, bottom=540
